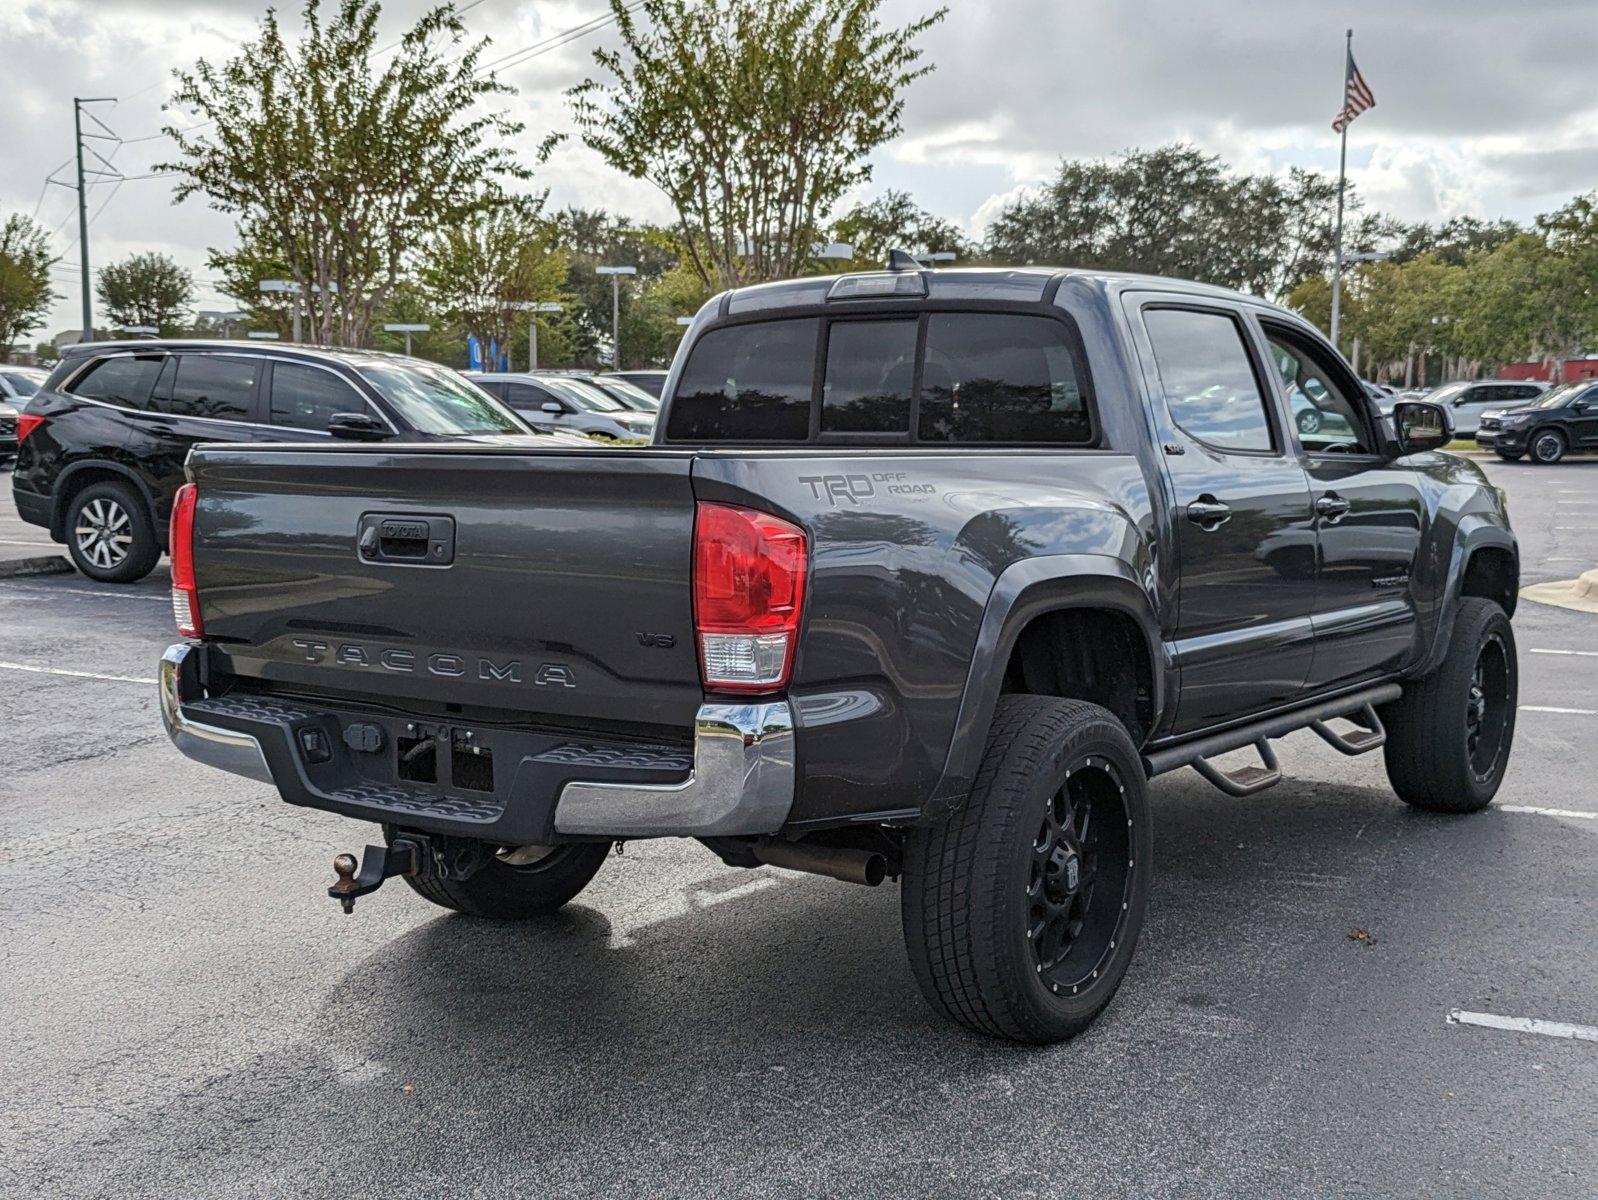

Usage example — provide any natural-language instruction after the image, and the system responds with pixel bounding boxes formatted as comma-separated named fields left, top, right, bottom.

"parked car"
left=1389, top=379, right=1547, bottom=434
left=9, top=340, right=570, bottom=583
left=582, top=373, right=661, bottom=413
left=160, top=263, right=1517, bottom=1045
left=1477, top=379, right=1598, bottom=462
left=606, top=369, right=668, bottom=399
left=475, top=372, right=656, bottom=441
left=0, top=366, right=49, bottom=461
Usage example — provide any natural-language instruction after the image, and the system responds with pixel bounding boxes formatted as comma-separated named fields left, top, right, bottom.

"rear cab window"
left=665, top=311, right=1094, bottom=445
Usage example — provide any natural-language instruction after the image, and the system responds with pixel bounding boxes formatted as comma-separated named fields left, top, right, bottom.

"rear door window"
left=67, top=354, right=165, bottom=409
left=505, top=383, right=563, bottom=411
left=152, top=354, right=261, bottom=421
left=667, top=318, right=818, bottom=441
left=918, top=314, right=1090, bottom=443
left=269, top=361, right=369, bottom=432
left=1143, top=309, right=1274, bottom=453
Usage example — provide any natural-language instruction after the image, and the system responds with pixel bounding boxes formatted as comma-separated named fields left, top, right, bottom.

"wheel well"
left=1461, top=546, right=1517, bottom=617
left=51, top=466, right=153, bottom=541
left=1000, top=608, right=1155, bottom=744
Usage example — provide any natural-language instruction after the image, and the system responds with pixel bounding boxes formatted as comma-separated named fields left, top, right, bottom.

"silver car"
left=1380, top=379, right=1547, bottom=435
left=474, top=372, right=656, bottom=442
left=0, top=365, right=49, bottom=460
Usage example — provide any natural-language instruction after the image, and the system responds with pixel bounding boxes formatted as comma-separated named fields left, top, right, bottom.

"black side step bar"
left=1143, top=684, right=1401, bottom=795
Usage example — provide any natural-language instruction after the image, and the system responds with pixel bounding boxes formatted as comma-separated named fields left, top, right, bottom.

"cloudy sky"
left=6, top=0, right=1598, bottom=334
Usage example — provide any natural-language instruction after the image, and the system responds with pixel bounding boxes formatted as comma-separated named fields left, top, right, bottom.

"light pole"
left=384, top=323, right=430, bottom=357
left=1332, top=250, right=1389, bottom=352
left=504, top=301, right=563, bottom=370
left=596, top=266, right=637, bottom=369
left=247, top=331, right=280, bottom=341
left=913, top=251, right=957, bottom=266
left=118, top=325, right=158, bottom=339
left=259, top=280, right=300, bottom=343
left=198, top=310, right=250, bottom=339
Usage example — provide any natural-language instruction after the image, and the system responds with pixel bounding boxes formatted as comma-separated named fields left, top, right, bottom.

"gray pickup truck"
left=161, top=260, right=1519, bottom=1043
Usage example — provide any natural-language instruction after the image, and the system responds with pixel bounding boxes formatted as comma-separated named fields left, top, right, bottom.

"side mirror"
left=327, top=412, right=392, bottom=441
left=1391, top=401, right=1452, bottom=454
left=540, top=401, right=564, bottom=415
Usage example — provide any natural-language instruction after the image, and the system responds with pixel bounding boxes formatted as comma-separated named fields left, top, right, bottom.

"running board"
left=1143, top=683, right=1402, bottom=796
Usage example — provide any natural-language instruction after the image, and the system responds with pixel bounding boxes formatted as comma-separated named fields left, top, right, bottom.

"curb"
left=1521, top=569, right=1598, bottom=614
left=0, top=554, right=73, bottom=580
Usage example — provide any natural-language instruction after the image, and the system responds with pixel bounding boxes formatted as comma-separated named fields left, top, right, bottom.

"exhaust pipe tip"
left=753, top=840, right=887, bottom=887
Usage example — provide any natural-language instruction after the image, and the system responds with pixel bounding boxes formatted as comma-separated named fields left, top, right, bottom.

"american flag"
left=1332, top=54, right=1375, bottom=133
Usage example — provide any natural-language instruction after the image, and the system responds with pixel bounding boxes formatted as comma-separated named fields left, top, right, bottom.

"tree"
left=828, top=189, right=973, bottom=268
left=544, top=207, right=683, bottom=366
left=208, top=233, right=296, bottom=340
left=0, top=214, right=57, bottom=360
left=1456, top=234, right=1590, bottom=379
left=96, top=252, right=194, bottom=333
left=417, top=200, right=568, bottom=366
left=984, top=145, right=1372, bottom=301
left=163, top=0, right=527, bottom=346
left=567, top=0, right=946, bottom=290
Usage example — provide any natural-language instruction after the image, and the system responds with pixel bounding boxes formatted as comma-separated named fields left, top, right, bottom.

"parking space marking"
left=1529, top=648, right=1598, bottom=657
left=1447, top=1010, right=1598, bottom=1043
left=0, top=584, right=168, bottom=603
left=1501, top=805, right=1598, bottom=821
left=0, top=660, right=156, bottom=685
left=1520, top=705, right=1598, bottom=715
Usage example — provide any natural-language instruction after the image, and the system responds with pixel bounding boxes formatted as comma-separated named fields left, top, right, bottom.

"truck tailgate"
left=187, top=445, right=703, bottom=731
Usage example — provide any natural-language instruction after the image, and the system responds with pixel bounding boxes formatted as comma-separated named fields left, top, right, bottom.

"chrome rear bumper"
left=159, top=643, right=795, bottom=838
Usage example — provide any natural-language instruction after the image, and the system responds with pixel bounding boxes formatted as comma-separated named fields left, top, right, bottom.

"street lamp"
left=198, top=310, right=249, bottom=339
left=595, top=265, right=637, bottom=369
left=259, top=280, right=300, bottom=343
left=247, top=330, right=280, bottom=341
left=914, top=251, right=957, bottom=266
left=383, top=323, right=430, bottom=357
left=118, top=325, right=158, bottom=338
left=504, top=301, right=564, bottom=370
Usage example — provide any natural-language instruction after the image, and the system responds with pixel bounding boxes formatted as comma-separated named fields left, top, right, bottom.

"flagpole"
left=1329, top=28, right=1352, bottom=353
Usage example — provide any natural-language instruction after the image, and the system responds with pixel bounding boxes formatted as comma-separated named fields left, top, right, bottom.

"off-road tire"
left=1530, top=429, right=1567, bottom=464
left=901, top=697, right=1152, bottom=1043
left=66, top=481, right=161, bottom=583
left=386, top=829, right=611, bottom=919
left=1379, top=598, right=1516, bottom=813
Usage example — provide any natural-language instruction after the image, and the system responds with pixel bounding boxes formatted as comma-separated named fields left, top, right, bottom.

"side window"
left=1143, top=309, right=1274, bottom=453
left=1260, top=323, right=1374, bottom=454
left=66, top=355, right=164, bottom=409
left=667, top=318, right=817, bottom=441
left=506, top=383, right=561, bottom=411
left=153, top=354, right=260, bottom=421
left=1511, top=385, right=1540, bottom=400
left=917, top=313, right=1090, bottom=444
left=822, top=319, right=916, bottom=434
left=269, top=362, right=368, bottom=432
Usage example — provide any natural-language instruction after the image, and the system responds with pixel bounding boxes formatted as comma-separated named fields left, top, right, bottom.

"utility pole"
left=73, top=97, right=117, bottom=344
left=596, top=266, right=637, bottom=370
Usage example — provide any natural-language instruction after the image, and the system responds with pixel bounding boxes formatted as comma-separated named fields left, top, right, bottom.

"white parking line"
left=1501, top=805, right=1598, bottom=820
left=1520, top=705, right=1598, bottom=715
left=0, top=660, right=156, bottom=685
left=0, top=584, right=168, bottom=603
left=1529, top=648, right=1598, bottom=658
left=1447, top=1010, right=1598, bottom=1043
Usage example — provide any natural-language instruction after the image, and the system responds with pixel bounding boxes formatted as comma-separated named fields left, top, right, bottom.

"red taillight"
left=692, top=502, right=807, bottom=693
left=170, top=483, right=202, bottom=638
left=16, top=413, right=45, bottom=443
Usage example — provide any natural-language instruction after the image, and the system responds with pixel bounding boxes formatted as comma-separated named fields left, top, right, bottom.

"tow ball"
left=328, top=838, right=421, bottom=914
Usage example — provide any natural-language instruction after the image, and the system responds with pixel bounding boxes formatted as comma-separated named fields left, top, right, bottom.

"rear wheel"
left=1379, top=598, right=1516, bottom=813
left=65, top=481, right=160, bottom=583
left=1530, top=429, right=1566, bottom=464
left=386, top=829, right=611, bottom=919
left=901, top=697, right=1152, bottom=1043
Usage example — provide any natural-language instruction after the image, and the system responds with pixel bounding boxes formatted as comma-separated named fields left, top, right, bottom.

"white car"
left=0, top=365, right=49, bottom=460
left=474, top=372, right=656, bottom=442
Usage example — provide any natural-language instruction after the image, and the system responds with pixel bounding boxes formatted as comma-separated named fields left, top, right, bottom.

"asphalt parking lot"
left=2, top=455, right=1594, bottom=1199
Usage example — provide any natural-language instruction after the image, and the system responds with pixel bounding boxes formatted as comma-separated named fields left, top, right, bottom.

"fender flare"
left=51, top=460, right=162, bottom=544
left=923, top=553, right=1165, bottom=818
left=1418, top=519, right=1519, bottom=677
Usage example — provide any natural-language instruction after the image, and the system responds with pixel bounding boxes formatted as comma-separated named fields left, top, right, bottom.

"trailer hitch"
left=329, top=837, right=422, bottom=914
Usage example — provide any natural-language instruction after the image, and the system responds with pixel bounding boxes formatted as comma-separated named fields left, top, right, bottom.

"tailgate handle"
left=358, top=514, right=456, bottom=566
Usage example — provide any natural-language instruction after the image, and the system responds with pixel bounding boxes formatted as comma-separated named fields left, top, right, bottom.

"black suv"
left=1476, top=379, right=1598, bottom=463
left=11, top=340, right=533, bottom=582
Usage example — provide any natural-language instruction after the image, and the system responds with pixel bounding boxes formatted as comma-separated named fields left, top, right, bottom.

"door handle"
left=1185, top=497, right=1232, bottom=529
left=1315, top=494, right=1351, bottom=520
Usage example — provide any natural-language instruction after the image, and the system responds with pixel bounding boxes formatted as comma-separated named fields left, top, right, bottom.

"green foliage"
left=828, top=189, right=973, bottom=268
left=417, top=199, right=568, bottom=363
left=96, top=252, right=194, bottom=334
left=985, top=145, right=1358, bottom=301
left=0, top=214, right=58, bottom=360
left=566, top=0, right=946, bottom=290
left=163, top=0, right=527, bottom=346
